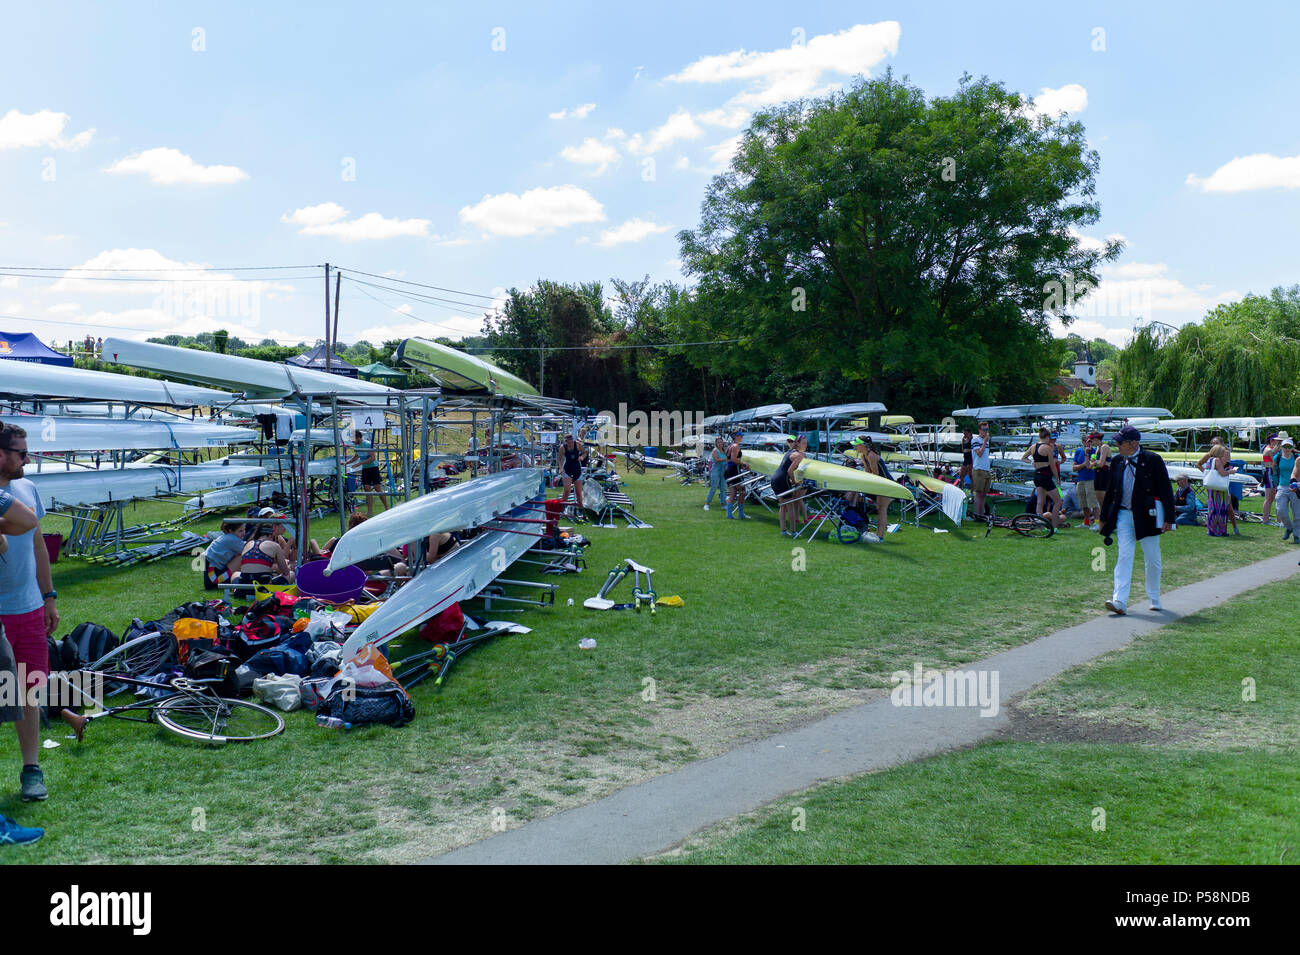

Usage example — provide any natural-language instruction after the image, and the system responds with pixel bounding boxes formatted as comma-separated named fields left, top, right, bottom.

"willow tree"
left=1116, top=286, right=1300, bottom=416
left=677, top=71, right=1118, bottom=420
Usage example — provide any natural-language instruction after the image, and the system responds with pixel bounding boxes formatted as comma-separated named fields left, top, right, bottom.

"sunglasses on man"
left=0, top=445, right=30, bottom=460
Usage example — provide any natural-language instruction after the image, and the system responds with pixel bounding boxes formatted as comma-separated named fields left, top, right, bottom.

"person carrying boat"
left=557, top=434, right=588, bottom=511
left=202, top=521, right=246, bottom=590
left=1099, top=425, right=1175, bottom=615
left=704, top=436, right=727, bottom=511
left=725, top=431, right=749, bottom=519
left=772, top=435, right=807, bottom=536
left=856, top=436, right=892, bottom=543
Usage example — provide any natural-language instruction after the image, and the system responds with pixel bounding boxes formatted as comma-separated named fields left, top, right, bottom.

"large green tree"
left=677, top=71, right=1118, bottom=421
left=1116, top=286, right=1300, bottom=416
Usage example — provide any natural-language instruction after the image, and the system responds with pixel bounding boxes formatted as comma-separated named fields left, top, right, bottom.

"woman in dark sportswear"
left=1021, top=427, right=1062, bottom=525
left=238, top=523, right=295, bottom=586
left=1090, top=432, right=1111, bottom=519
left=772, top=435, right=806, bottom=536
left=557, top=435, right=588, bottom=510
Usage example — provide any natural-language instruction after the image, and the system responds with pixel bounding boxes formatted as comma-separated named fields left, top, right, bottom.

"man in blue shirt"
left=1073, top=433, right=1099, bottom=527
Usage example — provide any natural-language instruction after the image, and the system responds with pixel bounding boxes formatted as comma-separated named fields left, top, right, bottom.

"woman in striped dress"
left=1203, top=447, right=1234, bottom=538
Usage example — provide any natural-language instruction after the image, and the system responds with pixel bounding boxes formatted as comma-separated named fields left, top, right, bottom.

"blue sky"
left=1, top=1, right=1297, bottom=350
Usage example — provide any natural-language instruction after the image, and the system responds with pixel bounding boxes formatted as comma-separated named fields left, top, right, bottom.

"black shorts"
left=361, top=465, right=382, bottom=486
left=771, top=474, right=791, bottom=496
left=724, top=463, right=739, bottom=480
left=1033, top=470, right=1056, bottom=491
left=563, top=465, right=582, bottom=480
left=1094, top=467, right=1110, bottom=492
left=357, top=554, right=396, bottom=573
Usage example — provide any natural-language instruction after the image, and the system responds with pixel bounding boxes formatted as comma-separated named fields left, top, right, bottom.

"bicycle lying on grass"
left=982, top=510, right=1055, bottom=538
left=52, top=628, right=284, bottom=744
left=56, top=671, right=284, bottom=744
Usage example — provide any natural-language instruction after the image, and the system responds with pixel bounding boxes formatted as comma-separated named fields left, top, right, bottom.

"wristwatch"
left=42, top=590, right=57, bottom=601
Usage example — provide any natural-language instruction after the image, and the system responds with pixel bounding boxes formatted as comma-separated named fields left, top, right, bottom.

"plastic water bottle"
left=316, top=714, right=351, bottom=730
left=567, top=598, right=574, bottom=606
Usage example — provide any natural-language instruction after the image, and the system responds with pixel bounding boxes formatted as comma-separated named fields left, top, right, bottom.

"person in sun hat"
left=1273, top=435, right=1300, bottom=541
left=1099, top=425, right=1175, bottom=615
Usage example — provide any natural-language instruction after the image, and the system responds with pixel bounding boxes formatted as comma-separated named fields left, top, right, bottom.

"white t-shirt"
left=0, top=478, right=46, bottom=616
left=971, top=435, right=991, bottom=470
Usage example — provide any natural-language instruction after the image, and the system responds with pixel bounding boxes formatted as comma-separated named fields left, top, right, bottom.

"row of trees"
left=483, top=71, right=1118, bottom=420
left=1115, top=286, right=1300, bottom=416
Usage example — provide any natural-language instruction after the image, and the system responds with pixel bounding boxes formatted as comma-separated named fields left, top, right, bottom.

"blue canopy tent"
left=0, top=331, right=73, bottom=366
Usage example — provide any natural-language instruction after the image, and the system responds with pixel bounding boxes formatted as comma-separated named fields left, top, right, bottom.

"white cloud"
left=46, top=302, right=79, bottom=314
left=696, top=105, right=751, bottom=129
left=48, top=249, right=294, bottom=304
left=708, top=135, right=744, bottom=170
left=354, top=316, right=486, bottom=342
left=1186, top=153, right=1300, bottom=192
left=1049, top=261, right=1241, bottom=343
left=667, top=22, right=899, bottom=112
left=625, top=110, right=704, bottom=155
left=458, top=185, right=605, bottom=237
left=0, top=109, right=94, bottom=151
left=1068, top=229, right=1125, bottom=253
left=0, top=276, right=17, bottom=290
left=549, top=103, right=596, bottom=120
left=281, top=203, right=431, bottom=240
left=597, top=218, right=671, bottom=247
left=560, top=137, right=620, bottom=173
left=1026, top=83, right=1088, bottom=119
left=674, top=156, right=690, bottom=170
left=604, top=127, right=626, bottom=140
left=105, top=147, right=248, bottom=185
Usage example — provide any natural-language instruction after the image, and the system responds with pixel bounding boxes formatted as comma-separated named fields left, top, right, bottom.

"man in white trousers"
left=1099, top=426, right=1176, bottom=615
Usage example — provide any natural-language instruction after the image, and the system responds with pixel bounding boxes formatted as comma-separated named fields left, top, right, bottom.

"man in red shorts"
left=0, top=424, right=59, bottom=802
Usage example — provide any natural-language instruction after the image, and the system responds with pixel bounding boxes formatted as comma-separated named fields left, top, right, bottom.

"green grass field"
left=3, top=469, right=1295, bottom=863
left=659, top=577, right=1300, bottom=864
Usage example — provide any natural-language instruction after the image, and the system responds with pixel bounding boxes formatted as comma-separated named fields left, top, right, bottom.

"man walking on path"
left=0, top=424, right=59, bottom=802
left=1099, top=425, right=1175, bottom=615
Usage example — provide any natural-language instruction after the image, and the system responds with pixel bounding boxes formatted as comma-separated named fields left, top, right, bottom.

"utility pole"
left=324, top=262, right=332, bottom=373
left=332, top=268, right=342, bottom=371
left=539, top=333, right=546, bottom=396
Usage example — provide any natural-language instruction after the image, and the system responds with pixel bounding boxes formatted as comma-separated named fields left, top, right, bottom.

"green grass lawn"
left=658, top=577, right=1300, bottom=864
left=3, top=472, right=1296, bottom=863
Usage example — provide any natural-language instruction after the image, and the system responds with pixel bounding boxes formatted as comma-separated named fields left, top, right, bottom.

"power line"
left=473, top=339, right=744, bottom=352
left=348, top=281, right=491, bottom=336
left=342, top=275, right=501, bottom=312
left=337, top=266, right=499, bottom=301
left=0, top=264, right=321, bottom=272
left=0, top=272, right=323, bottom=283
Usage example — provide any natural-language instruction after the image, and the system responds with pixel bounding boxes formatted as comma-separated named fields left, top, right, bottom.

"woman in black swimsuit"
left=557, top=435, right=587, bottom=510
left=772, top=435, right=806, bottom=536
left=1021, top=427, right=1062, bottom=525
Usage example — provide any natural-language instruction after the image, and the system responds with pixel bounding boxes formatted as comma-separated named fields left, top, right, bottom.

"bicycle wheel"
left=1010, top=514, right=1055, bottom=538
left=154, top=694, right=284, bottom=743
left=85, top=631, right=178, bottom=696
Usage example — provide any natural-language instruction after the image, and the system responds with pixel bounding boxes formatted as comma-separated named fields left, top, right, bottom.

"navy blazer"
left=1100, top=448, right=1177, bottom=541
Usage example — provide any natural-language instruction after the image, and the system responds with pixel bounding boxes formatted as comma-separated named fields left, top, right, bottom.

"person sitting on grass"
left=1173, top=474, right=1202, bottom=526
left=238, top=522, right=295, bottom=587
left=202, top=521, right=246, bottom=590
